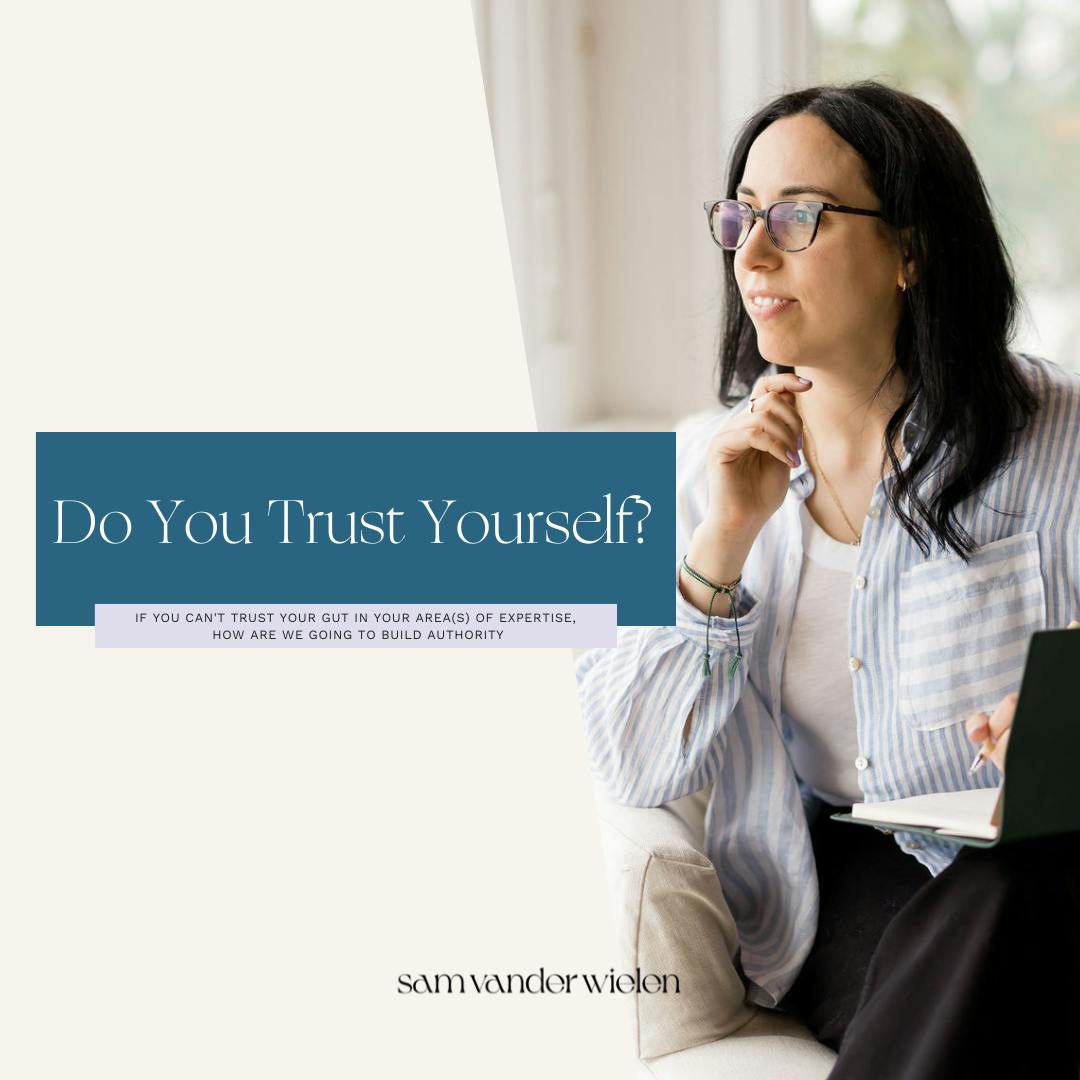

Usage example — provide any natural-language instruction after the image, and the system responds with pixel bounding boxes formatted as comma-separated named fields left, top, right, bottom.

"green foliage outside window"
left=812, top=0, right=1080, bottom=370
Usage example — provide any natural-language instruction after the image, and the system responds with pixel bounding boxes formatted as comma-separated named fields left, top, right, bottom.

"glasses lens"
left=766, top=201, right=818, bottom=251
left=711, top=201, right=751, bottom=249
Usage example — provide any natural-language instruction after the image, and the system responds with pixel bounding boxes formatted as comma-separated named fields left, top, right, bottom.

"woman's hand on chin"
left=704, top=371, right=812, bottom=533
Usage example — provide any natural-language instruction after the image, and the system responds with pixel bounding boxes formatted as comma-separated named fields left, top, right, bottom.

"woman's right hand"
left=680, top=371, right=811, bottom=619
left=703, top=371, right=812, bottom=536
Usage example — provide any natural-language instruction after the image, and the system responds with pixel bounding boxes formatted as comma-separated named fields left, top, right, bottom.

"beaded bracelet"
left=680, top=556, right=743, bottom=678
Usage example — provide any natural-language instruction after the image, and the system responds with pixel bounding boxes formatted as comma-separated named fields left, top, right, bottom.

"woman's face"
left=733, top=112, right=906, bottom=372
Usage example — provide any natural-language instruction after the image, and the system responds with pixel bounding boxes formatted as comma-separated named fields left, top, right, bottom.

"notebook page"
left=851, top=786, right=1001, bottom=838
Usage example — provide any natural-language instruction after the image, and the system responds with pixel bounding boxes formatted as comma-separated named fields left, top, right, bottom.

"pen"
left=968, top=735, right=994, bottom=775
left=970, top=621, right=1080, bottom=774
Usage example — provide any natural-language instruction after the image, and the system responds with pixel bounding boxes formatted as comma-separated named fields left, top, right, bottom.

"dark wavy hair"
left=716, top=80, right=1037, bottom=559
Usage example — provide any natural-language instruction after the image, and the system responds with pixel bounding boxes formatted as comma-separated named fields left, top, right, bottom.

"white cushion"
left=593, top=786, right=749, bottom=1056
left=638, top=1009, right=836, bottom=1079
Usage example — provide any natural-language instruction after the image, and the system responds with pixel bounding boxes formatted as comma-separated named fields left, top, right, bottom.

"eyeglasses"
left=704, top=199, right=888, bottom=253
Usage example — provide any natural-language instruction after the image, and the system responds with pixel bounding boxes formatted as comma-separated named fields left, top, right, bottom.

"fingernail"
left=797, top=433, right=803, bottom=450
left=786, top=451, right=800, bottom=466
left=797, top=377, right=812, bottom=385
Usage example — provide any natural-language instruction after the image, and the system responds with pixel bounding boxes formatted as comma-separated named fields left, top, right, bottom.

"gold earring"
left=900, top=280, right=908, bottom=292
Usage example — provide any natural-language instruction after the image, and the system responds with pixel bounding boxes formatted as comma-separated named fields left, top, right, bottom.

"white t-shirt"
left=780, top=501, right=863, bottom=807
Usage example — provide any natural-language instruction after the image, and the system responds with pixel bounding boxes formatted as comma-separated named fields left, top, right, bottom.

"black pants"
left=778, top=807, right=1080, bottom=1079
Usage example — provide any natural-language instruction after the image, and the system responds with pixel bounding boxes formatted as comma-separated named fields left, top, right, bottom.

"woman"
left=576, top=81, right=1080, bottom=1077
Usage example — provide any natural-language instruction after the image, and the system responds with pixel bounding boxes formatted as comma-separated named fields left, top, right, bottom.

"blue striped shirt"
left=576, top=352, right=1080, bottom=1008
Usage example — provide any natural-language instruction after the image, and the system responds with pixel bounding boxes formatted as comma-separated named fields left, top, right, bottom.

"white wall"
left=474, top=0, right=814, bottom=430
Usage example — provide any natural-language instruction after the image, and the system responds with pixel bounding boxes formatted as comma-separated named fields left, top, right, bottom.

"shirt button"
left=848, top=656, right=862, bottom=672
left=854, top=575, right=867, bottom=590
left=855, top=755, right=870, bottom=771
left=867, top=505, right=880, bottom=519
left=905, top=841, right=921, bottom=850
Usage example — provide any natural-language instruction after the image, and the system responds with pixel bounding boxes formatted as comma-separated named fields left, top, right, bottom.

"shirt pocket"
left=897, top=531, right=1047, bottom=732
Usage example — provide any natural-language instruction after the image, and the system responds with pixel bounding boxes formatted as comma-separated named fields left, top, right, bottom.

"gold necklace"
left=800, top=416, right=863, bottom=547
left=796, top=396, right=909, bottom=546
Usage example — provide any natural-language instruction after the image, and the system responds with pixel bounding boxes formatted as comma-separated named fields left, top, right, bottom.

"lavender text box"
left=95, top=604, right=617, bottom=649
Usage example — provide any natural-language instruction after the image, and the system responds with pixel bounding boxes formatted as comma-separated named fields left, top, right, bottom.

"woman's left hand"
left=965, top=691, right=1018, bottom=774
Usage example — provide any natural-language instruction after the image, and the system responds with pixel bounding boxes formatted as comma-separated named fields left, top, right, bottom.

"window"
left=813, top=0, right=1080, bottom=373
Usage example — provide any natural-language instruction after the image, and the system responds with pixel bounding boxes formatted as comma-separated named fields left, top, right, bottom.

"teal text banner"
left=36, top=432, right=675, bottom=627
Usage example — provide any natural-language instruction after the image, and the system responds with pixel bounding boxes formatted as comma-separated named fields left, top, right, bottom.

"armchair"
left=593, top=781, right=837, bottom=1078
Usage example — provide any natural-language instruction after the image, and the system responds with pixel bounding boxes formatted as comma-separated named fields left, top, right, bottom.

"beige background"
left=2, top=3, right=634, bottom=1076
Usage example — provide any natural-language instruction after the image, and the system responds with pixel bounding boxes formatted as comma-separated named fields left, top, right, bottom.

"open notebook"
left=831, top=628, right=1080, bottom=849
left=846, top=785, right=1002, bottom=841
